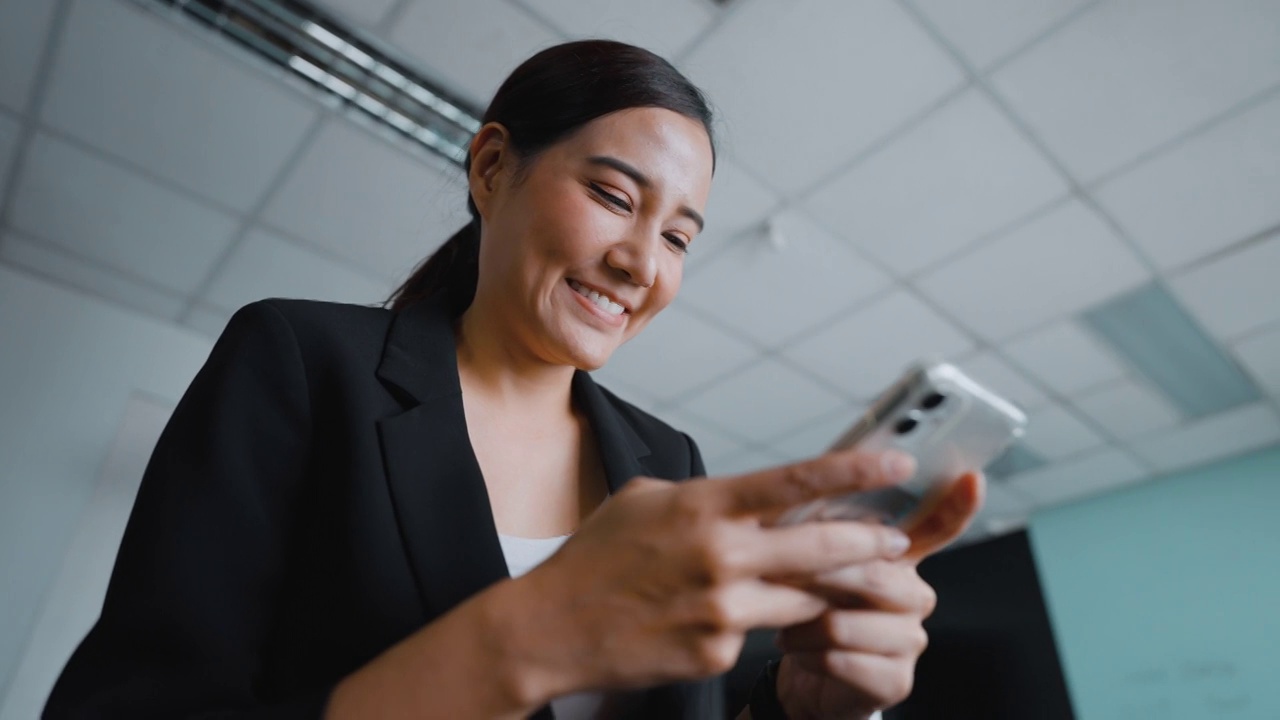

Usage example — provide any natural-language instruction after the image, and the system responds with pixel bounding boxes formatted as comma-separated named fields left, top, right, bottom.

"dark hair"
left=387, top=39, right=716, bottom=312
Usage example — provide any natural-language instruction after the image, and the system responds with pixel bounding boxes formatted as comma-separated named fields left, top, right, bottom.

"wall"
left=0, top=268, right=212, bottom=714
left=1029, top=445, right=1280, bottom=719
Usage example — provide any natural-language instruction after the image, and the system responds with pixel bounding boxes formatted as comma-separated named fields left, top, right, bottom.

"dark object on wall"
left=724, top=629, right=782, bottom=718
left=887, top=530, right=1075, bottom=720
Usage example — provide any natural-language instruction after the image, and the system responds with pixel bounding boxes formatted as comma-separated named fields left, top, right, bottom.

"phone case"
left=779, top=361, right=1027, bottom=527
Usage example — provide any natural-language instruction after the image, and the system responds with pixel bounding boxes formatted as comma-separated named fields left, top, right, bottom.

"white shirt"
left=497, top=534, right=606, bottom=720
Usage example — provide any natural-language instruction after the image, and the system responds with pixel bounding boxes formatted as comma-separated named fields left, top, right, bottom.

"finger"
left=787, top=650, right=916, bottom=709
left=901, top=472, right=985, bottom=562
left=802, top=561, right=937, bottom=615
left=749, top=522, right=912, bottom=578
left=715, top=450, right=917, bottom=517
left=683, top=580, right=829, bottom=632
left=778, top=610, right=929, bottom=657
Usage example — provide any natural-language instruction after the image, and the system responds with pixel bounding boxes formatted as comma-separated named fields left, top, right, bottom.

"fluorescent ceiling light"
left=1083, top=283, right=1263, bottom=419
left=134, top=0, right=482, bottom=165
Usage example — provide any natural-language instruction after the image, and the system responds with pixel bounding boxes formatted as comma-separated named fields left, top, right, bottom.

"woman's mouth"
left=567, top=279, right=627, bottom=316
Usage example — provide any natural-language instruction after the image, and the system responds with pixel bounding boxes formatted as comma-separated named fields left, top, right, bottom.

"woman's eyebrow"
left=587, top=155, right=705, bottom=232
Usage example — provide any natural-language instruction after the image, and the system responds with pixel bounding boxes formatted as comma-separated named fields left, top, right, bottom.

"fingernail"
left=887, top=530, right=912, bottom=557
left=882, top=451, right=917, bottom=482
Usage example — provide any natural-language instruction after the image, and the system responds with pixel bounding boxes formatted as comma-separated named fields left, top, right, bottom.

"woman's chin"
left=569, top=349, right=613, bottom=373
left=557, top=338, right=619, bottom=373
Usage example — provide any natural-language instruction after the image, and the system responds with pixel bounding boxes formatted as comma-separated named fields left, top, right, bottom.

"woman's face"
left=468, top=107, right=714, bottom=371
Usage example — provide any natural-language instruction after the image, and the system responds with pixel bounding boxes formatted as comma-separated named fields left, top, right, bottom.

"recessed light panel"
left=1082, top=282, right=1262, bottom=419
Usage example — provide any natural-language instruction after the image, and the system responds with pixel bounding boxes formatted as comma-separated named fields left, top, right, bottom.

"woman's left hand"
left=773, top=472, right=985, bottom=720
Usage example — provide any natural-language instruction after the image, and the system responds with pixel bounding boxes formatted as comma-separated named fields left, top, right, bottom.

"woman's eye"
left=590, top=183, right=632, bottom=212
left=664, top=233, right=689, bottom=253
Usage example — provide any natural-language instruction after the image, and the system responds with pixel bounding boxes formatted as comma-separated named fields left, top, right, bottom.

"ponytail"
left=386, top=215, right=480, bottom=313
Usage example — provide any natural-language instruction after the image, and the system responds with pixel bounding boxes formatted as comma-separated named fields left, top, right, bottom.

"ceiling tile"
left=390, top=0, right=561, bottom=106
left=202, top=229, right=394, bottom=312
left=1234, top=326, right=1280, bottom=396
left=0, top=111, right=21, bottom=200
left=1095, top=93, right=1280, bottom=271
left=768, top=406, right=866, bottom=462
left=991, top=0, right=1280, bottom=183
left=1007, top=448, right=1147, bottom=507
left=704, top=447, right=788, bottom=479
left=1129, top=403, right=1280, bottom=474
left=980, top=482, right=1034, bottom=518
left=1003, top=320, right=1128, bottom=396
left=1072, top=378, right=1182, bottom=441
left=954, top=522, right=997, bottom=549
left=262, top=118, right=469, bottom=281
left=183, top=302, right=235, bottom=340
left=680, top=0, right=964, bottom=196
left=678, top=209, right=891, bottom=346
left=522, top=0, right=714, bottom=60
left=968, top=482, right=1034, bottom=541
left=40, top=0, right=317, bottom=213
left=594, top=303, right=760, bottom=404
left=916, top=200, right=1149, bottom=341
left=0, top=233, right=186, bottom=320
left=658, top=407, right=753, bottom=466
left=314, top=0, right=399, bottom=28
left=1168, top=231, right=1280, bottom=342
left=975, top=518, right=1030, bottom=543
left=10, top=133, right=240, bottom=293
left=1021, top=403, right=1106, bottom=460
left=687, top=158, right=782, bottom=269
left=911, top=0, right=1095, bottom=71
left=0, top=0, right=57, bottom=113
left=807, top=90, right=1068, bottom=275
left=676, top=358, right=849, bottom=444
left=784, top=289, right=975, bottom=400
left=955, top=351, right=1050, bottom=411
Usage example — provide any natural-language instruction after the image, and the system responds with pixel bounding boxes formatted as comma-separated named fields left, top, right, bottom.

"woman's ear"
left=468, top=122, right=512, bottom=219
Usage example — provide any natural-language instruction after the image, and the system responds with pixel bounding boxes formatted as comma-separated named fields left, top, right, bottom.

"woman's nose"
left=605, top=236, right=658, bottom=288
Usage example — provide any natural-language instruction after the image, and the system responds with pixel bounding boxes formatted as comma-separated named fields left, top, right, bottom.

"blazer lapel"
left=375, top=297, right=509, bottom=620
left=571, top=370, right=653, bottom=493
left=374, top=298, right=672, bottom=720
left=375, top=298, right=662, bottom=618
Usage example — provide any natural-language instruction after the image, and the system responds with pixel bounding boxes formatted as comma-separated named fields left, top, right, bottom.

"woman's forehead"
left=562, top=108, right=714, bottom=201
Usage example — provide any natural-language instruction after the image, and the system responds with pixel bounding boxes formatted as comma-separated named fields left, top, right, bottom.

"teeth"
left=570, top=280, right=625, bottom=316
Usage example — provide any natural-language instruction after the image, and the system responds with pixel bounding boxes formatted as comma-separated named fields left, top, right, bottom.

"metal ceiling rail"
left=133, top=0, right=482, bottom=166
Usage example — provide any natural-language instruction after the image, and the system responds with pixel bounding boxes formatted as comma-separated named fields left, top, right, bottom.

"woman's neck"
left=454, top=299, right=576, bottom=414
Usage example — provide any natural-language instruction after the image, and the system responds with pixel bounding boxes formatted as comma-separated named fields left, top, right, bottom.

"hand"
left=501, top=450, right=921, bottom=705
left=773, top=472, right=985, bottom=719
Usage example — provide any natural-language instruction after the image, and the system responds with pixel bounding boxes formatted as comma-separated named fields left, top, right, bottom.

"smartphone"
left=778, top=361, right=1027, bottom=527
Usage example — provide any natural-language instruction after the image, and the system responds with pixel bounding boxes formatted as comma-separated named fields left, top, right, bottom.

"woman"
left=44, top=41, right=981, bottom=719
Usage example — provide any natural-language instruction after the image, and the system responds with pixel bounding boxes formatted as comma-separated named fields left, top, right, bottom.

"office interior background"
left=1, top=0, right=1278, bottom=717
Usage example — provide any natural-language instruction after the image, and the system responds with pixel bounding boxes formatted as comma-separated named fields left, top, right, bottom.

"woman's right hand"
left=495, top=449, right=919, bottom=704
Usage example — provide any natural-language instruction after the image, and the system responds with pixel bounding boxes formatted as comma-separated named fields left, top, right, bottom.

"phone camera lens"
left=921, top=392, right=947, bottom=410
left=894, top=417, right=919, bottom=435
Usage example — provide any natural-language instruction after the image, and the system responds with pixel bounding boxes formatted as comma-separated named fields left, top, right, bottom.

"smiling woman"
left=43, top=40, right=980, bottom=720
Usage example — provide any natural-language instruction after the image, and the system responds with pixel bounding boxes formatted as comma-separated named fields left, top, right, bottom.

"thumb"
left=901, top=472, right=985, bottom=562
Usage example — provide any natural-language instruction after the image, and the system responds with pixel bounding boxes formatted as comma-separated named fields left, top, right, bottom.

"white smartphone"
left=779, top=361, right=1027, bottom=527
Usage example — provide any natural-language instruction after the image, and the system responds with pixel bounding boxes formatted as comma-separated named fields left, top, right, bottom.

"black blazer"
left=44, top=295, right=726, bottom=719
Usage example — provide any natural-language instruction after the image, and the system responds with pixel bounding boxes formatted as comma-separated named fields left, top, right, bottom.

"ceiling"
left=2, top=0, right=1279, bottom=540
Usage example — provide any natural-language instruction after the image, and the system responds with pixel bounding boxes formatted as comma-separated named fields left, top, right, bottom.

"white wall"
left=0, top=267, right=213, bottom=715
left=0, top=395, right=172, bottom=720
